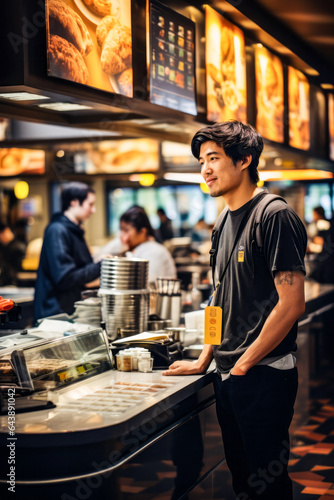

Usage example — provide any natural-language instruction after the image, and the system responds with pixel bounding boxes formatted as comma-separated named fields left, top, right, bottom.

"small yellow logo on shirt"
left=238, top=251, right=244, bottom=262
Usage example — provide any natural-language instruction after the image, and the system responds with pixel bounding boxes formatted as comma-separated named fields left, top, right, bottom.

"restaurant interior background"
left=0, top=0, right=333, bottom=292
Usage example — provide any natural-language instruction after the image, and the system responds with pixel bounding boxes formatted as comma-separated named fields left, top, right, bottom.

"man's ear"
left=240, top=154, right=252, bottom=171
left=70, top=198, right=79, bottom=208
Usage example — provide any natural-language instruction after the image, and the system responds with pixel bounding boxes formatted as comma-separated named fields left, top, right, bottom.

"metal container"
left=99, top=257, right=149, bottom=340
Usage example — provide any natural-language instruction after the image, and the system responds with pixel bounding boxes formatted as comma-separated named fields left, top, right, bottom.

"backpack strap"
left=253, top=194, right=287, bottom=253
left=209, top=206, right=229, bottom=289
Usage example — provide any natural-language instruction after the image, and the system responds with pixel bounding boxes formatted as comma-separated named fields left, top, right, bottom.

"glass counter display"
left=0, top=328, right=112, bottom=393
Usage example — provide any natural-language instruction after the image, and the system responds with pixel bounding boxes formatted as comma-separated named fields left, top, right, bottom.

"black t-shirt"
left=212, top=193, right=307, bottom=374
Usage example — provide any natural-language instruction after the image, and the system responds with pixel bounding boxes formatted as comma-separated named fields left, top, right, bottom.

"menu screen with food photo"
left=328, top=93, right=334, bottom=161
left=0, top=149, right=45, bottom=176
left=46, top=0, right=133, bottom=97
left=255, top=45, right=284, bottom=143
left=205, top=6, right=246, bottom=123
left=288, top=66, right=310, bottom=150
left=73, top=138, right=159, bottom=174
left=148, top=0, right=196, bottom=115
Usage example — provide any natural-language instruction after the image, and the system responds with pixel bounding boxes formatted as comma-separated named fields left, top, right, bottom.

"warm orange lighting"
left=259, top=170, right=333, bottom=181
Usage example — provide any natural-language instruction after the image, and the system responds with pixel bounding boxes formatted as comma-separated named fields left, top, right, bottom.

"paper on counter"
left=113, top=331, right=170, bottom=344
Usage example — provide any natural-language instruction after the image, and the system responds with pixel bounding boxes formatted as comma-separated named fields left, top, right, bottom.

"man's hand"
left=162, top=345, right=214, bottom=376
left=230, top=365, right=246, bottom=376
left=162, top=360, right=207, bottom=376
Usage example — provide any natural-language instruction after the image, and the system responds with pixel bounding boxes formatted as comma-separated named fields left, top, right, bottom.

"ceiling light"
left=274, top=158, right=283, bottom=167
left=38, top=103, right=93, bottom=111
left=164, top=173, right=202, bottom=183
left=14, top=181, right=29, bottom=199
left=321, top=83, right=334, bottom=90
left=259, top=170, right=333, bottom=181
left=305, top=69, right=320, bottom=76
left=0, top=92, right=50, bottom=101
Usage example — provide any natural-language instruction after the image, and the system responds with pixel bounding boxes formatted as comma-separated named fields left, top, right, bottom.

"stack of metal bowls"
left=99, top=257, right=149, bottom=340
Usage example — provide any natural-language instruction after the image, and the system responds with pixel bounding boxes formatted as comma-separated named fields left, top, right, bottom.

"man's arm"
left=231, top=270, right=305, bottom=376
left=162, top=343, right=213, bottom=376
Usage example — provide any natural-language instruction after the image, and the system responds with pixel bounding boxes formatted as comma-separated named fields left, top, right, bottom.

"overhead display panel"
left=288, top=66, right=310, bottom=150
left=46, top=0, right=133, bottom=96
left=148, top=0, right=197, bottom=115
left=0, top=149, right=45, bottom=176
left=72, top=138, right=159, bottom=174
left=329, top=94, right=334, bottom=161
left=254, top=45, right=284, bottom=143
left=205, top=5, right=246, bottom=123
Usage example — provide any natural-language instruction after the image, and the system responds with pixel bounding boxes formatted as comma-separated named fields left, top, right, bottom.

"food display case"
left=0, top=328, right=112, bottom=393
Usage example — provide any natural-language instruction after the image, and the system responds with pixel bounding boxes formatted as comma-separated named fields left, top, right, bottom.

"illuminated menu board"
left=329, top=94, right=334, bottom=161
left=288, top=67, right=310, bottom=150
left=46, top=0, right=133, bottom=97
left=0, top=149, right=45, bottom=176
left=148, top=0, right=196, bottom=115
left=255, top=45, right=284, bottom=143
left=205, top=5, right=246, bottom=123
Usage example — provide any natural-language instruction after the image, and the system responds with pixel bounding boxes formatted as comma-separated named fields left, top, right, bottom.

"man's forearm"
left=197, top=344, right=214, bottom=371
left=233, top=299, right=303, bottom=375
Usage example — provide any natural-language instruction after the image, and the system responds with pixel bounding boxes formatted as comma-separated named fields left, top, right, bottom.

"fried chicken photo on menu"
left=47, top=0, right=93, bottom=85
left=48, top=0, right=93, bottom=56
left=96, top=14, right=133, bottom=96
left=48, top=35, right=89, bottom=84
left=83, top=0, right=120, bottom=18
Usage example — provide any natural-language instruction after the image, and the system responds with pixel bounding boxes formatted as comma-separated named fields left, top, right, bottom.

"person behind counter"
left=156, top=207, right=174, bottom=242
left=0, top=223, right=26, bottom=285
left=163, top=120, right=307, bottom=500
left=34, top=182, right=104, bottom=322
left=120, top=205, right=177, bottom=283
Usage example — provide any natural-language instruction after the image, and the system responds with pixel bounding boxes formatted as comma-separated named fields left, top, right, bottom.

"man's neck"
left=223, top=185, right=262, bottom=211
left=63, top=210, right=79, bottom=225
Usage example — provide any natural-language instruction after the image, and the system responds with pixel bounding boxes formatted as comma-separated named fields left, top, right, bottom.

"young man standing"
left=34, top=182, right=103, bottom=322
left=163, top=121, right=307, bottom=499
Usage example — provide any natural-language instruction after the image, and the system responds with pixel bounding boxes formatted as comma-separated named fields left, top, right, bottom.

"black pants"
left=213, top=365, right=298, bottom=500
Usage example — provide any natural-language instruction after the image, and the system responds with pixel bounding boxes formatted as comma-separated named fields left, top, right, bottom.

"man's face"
left=199, top=141, right=244, bottom=198
left=120, top=222, right=146, bottom=251
left=72, top=192, right=96, bottom=223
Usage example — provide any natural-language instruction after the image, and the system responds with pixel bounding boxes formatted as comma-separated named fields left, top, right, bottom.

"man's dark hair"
left=61, top=182, right=95, bottom=212
left=191, top=121, right=263, bottom=184
left=313, top=206, right=326, bottom=219
left=0, top=223, right=9, bottom=233
left=120, top=205, right=155, bottom=237
left=157, top=207, right=166, bottom=216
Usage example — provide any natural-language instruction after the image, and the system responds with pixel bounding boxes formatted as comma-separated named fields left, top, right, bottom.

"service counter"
left=0, top=368, right=224, bottom=500
left=0, top=280, right=333, bottom=500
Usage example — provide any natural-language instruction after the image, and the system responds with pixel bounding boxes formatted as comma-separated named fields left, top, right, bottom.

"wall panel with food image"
left=148, top=0, right=197, bottom=115
left=254, top=45, right=284, bottom=143
left=328, top=94, right=334, bottom=161
left=46, top=0, right=133, bottom=96
left=205, top=5, right=247, bottom=123
left=288, top=66, right=310, bottom=151
left=0, top=149, right=45, bottom=177
left=71, top=138, right=160, bottom=174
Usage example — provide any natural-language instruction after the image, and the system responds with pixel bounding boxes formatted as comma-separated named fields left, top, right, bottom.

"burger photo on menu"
left=46, top=0, right=133, bottom=97
left=205, top=5, right=247, bottom=123
left=255, top=45, right=284, bottom=143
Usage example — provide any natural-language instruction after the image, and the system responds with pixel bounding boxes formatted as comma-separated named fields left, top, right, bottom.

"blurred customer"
left=309, top=215, right=334, bottom=284
left=307, top=206, right=331, bottom=253
left=0, top=223, right=26, bottom=285
left=34, top=182, right=103, bottom=322
left=191, top=218, right=211, bottom=243
left=120, top=205, right=177, bottom=283
left=157, top=207, right=174, bottom=242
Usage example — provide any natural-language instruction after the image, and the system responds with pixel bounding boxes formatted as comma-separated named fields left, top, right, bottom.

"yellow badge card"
left=205, top=306, right=222, bottom=345
left=238, top=251, right=244, bottom=262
